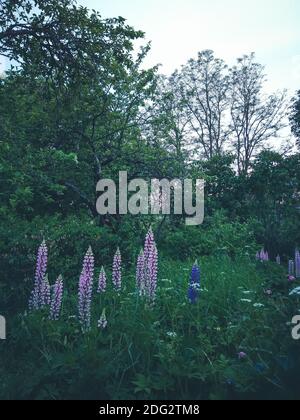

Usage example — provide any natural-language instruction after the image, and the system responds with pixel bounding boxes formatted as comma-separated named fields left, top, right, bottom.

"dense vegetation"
left=0, top=0, right=300, bottom=400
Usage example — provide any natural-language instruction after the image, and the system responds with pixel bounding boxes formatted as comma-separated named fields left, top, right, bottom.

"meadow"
left=1, top=234, right=300, bottom=401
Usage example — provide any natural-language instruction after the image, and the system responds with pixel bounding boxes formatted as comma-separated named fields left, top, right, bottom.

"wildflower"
left=147, top=243, right=158, bottom=302
left=238, top=352, right=247, bottom=360
left=288, top=275, right=296, bottom=283
left=29, top=240, right=49, bottom=311
left=276, top=255, right=281, bottom=265
left=289, top=260, right=295, bottom=277
left=136, top=249, right=145, bottom=291
left=98, top=309, right=108, bottom=330
left=188, top=261, right=201, bottom=304
left=97, top=267, right=107, bottom=294
left=259, top=249, right=269, bottom=262
left=49, top=275, right=64, bottom=321
left=138, top=228, right=159, bottom=302
left=112, top=248, right=122, bottom=292
left=78, top=247, right=94, bottom=332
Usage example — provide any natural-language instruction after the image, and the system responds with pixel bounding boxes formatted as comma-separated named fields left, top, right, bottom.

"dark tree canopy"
left=290, top=90, right=300, bottom=147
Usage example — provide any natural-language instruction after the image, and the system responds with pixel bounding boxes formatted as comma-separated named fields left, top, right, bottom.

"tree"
left=179, top=50, right=229, bottom=159
left=0, top=0, right=144, bottom=83
left=229, top=54, right=287, bottom=175
left=290, top=90, right=300, bottom=147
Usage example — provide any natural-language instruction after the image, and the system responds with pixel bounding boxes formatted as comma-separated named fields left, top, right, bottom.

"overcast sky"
left=79, top=0, right=300, bottom=95
left=1, top=0, right=299, bottom=96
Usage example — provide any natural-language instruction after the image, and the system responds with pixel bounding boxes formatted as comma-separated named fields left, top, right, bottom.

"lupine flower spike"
left=140, top=227, right=159, bottom=302
left=148, top=243, right=158, bottom=302
left=112, top=248, right=122, bottom=292
left=78, top=246, right=94, bottom=332
left=188, top=261, right=201, bottom=304
left=97, top=267, right=107, bottom=294
left=49, top=275, right=64, bottom=321
left=136, top=249, right=145, bottom=292
left=288, top=260, right=295, bottom=277
left=98, top=309, right=108, bottom=330
left=276, top=255, right=281, bottom=265
left=29, top=240, right=49, bottom=311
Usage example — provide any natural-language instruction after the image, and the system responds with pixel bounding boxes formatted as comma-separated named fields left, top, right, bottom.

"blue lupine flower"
left=188, top=261, right=201, bottom=304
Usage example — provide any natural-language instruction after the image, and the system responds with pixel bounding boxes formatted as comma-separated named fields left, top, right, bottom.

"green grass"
left=1, top=256, right=300, bottom=400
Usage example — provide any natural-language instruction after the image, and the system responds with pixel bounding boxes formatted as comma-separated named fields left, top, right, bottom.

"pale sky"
left=79, top=0, right=300, bottom=95
left=1, top=0, right=299, bottom=95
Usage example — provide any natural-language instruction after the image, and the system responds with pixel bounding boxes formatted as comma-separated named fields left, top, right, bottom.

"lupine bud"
left=97, top=267, right=107, bottom=294
left=112, top=248, right=122, bottom=292
left=188, top=261, right=201, bottom=304
left=295, top=250, right=300, bottom=279
left=136, top=249, right=145, bottom=291
left=49, top=276, right=64, bottom=321
left=29, top=240, right=49, bottom=311
left=78, top=247, right=94, bottom=332
left=98, top=309, right=108, bottom=330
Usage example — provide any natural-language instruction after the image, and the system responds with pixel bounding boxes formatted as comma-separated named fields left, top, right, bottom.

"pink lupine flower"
left=136, top=249, right=145, bottom=291
left=97, top=267, right=107, bottom=294
left=29, top=240, right=49, bottom=311
left=147, top=243, right=158, bottom=302
left=112, top=248, right=122, bottom=292
left=138, top=228, right=159, bottom=302
left=49, top=276, right=64, bottom=321
left=78, top=247, right=94, bottom=332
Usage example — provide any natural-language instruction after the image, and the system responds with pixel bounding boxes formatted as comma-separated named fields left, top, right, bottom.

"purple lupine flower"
left=98, top=310, right=108, bottom=330
left=144, top=227, right=155, bottom=263
left=288, top=260, right=295, bottom=277
left=97, top=267, right=107, bottom=294
left=188, top=261, right=201, bottom=304
left=112, top=248, right=122, bottom=292
left=139, top=228, right=159, bottom=302
left=259, top=249, right=269, bottom=262
left=41, top=274, right=51, bottom=307
left=147, top=244, right=158, bottom=302
left=295, top=250, right=300, bottom=279
left=136, top=249, right=145, bottom=291
left=29, top=240, right=49, bottom=311
left=78, top=247, right=94, bottom=332
left=238, top=352, right=247, bottom=360
left=49, top=275, right=64, bottom=321
left=276, top=255, right=281, bottom=265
